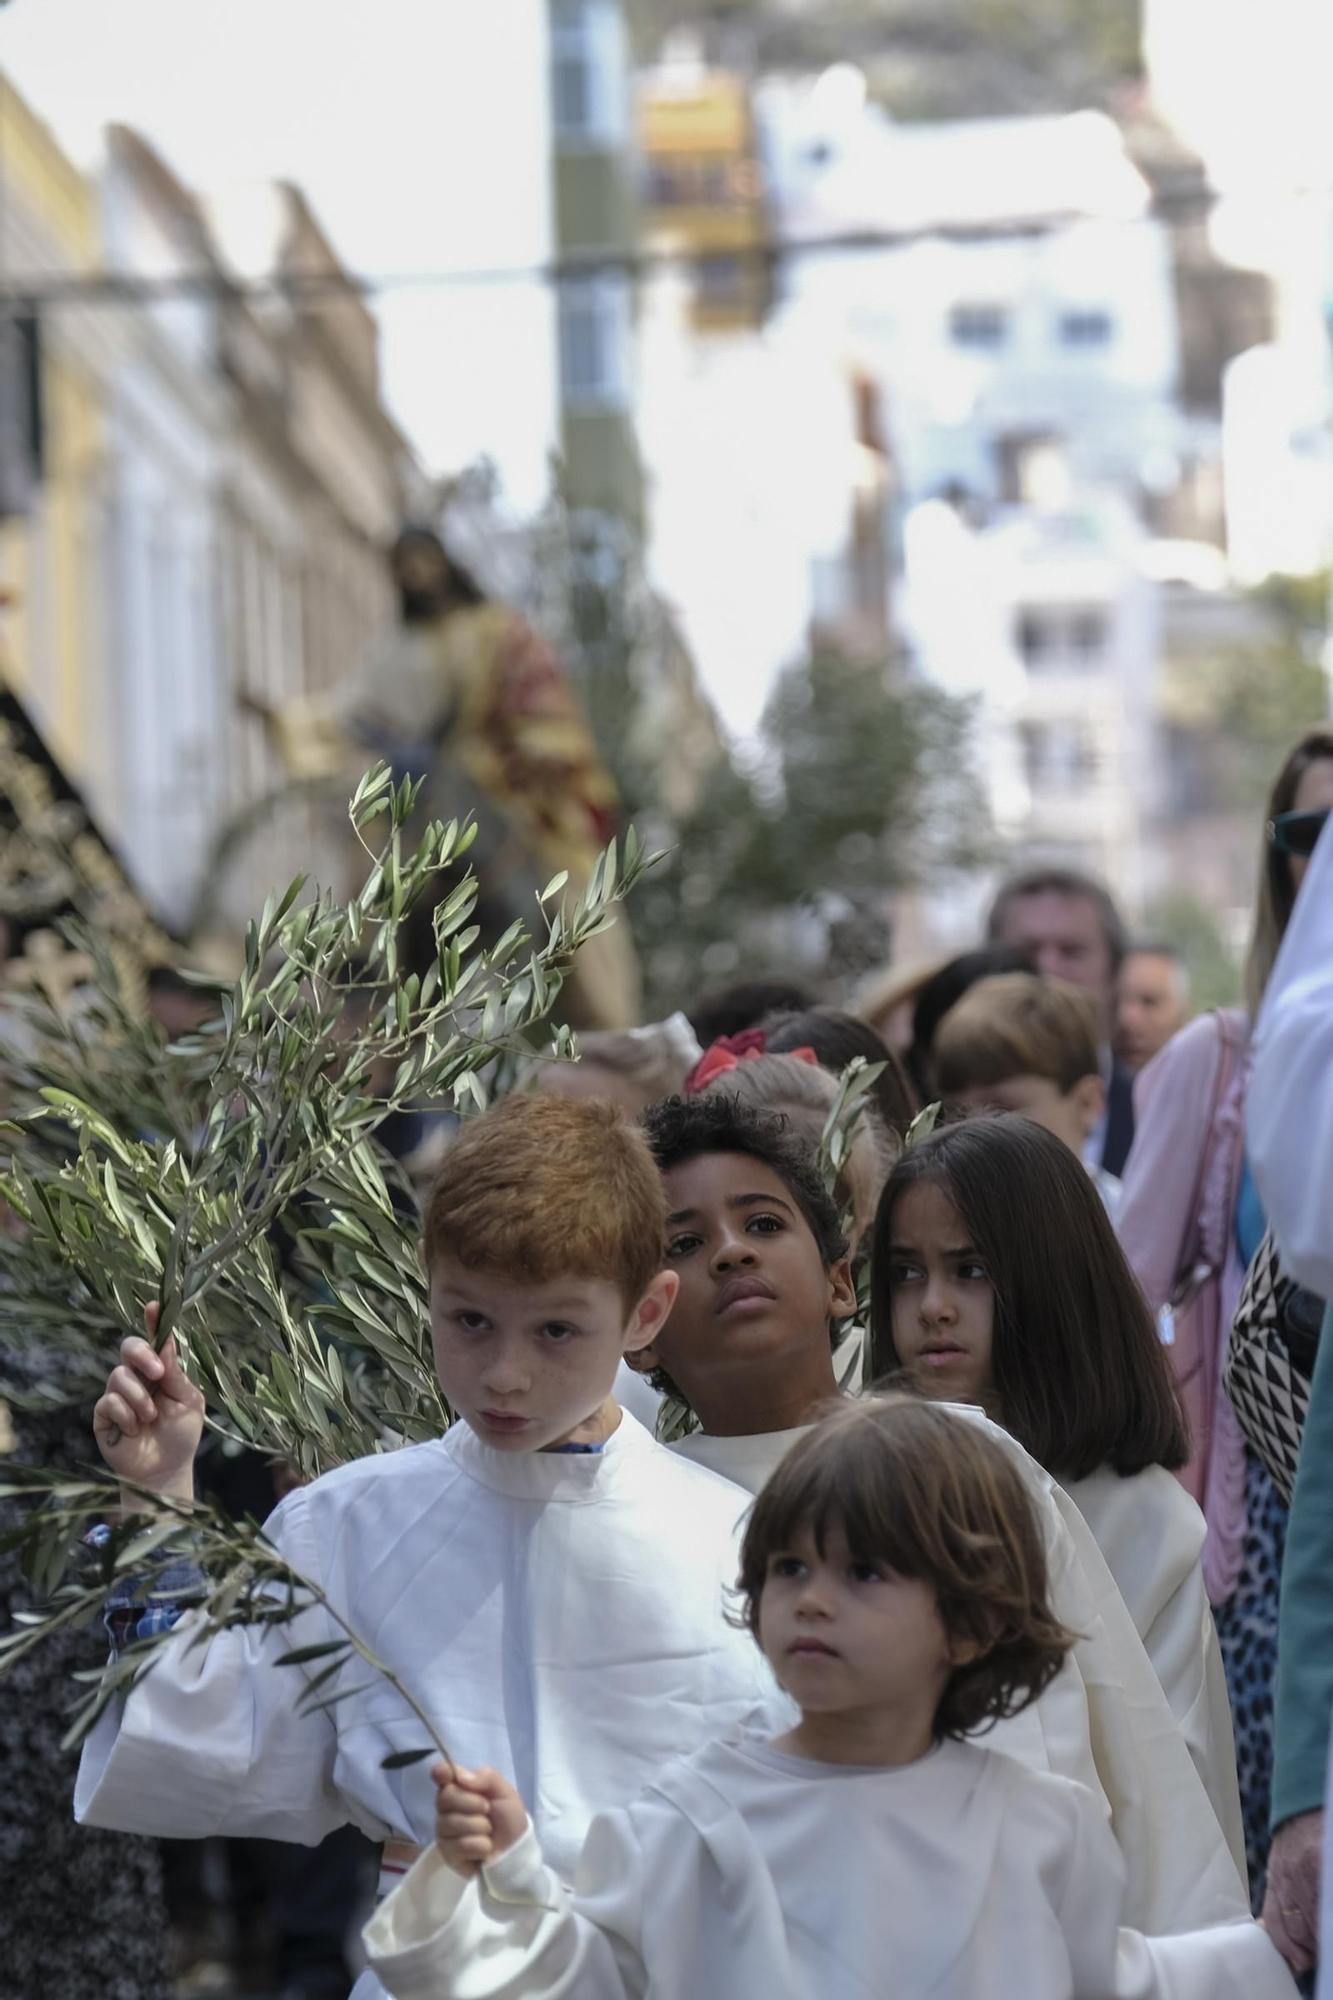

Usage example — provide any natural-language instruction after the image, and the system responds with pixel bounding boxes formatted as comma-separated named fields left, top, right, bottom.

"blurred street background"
left=2, top=0, right=1331, bottom=1018
left=2, top=5, right=1333, bottom=1988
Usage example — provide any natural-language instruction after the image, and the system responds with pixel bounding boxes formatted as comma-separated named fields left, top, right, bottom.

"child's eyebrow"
left=728, top=1192, right=795, bottom=1216
left=889, top=1239, right=976, bottom=1258
left=665, top=1192, right=797, bottom=1226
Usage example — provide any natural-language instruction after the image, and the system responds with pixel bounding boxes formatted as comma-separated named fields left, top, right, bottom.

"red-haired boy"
left=78, top=1096, right=780, bottom=2000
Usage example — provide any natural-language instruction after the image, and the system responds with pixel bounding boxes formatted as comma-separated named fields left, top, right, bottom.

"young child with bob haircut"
left=632, top=1092, right=1255, bottom=1936
left=869, top=1112, right=1242, bottom=1872
left=932, top=969, right=1123, bottom=1214
left=78, top=1095, right=782, bottom=2000
left=363, top=1396, right=1294, bottom=2000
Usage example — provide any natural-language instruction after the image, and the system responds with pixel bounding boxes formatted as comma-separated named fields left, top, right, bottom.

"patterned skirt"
left=1213, top=1449, right=1290, bottom=1913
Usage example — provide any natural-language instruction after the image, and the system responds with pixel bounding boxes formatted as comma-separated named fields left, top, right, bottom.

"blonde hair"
left=934, top=973, right=1100, bottom=1097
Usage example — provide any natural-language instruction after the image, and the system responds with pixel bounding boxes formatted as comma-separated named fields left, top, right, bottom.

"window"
left=1016, top=610, right=1054, bottom=664
left=550, top=1, right=626, bottom=147
left=558, top=275, right=630, bottom=409
left=1015, top=606, right=1109, bottom=672
left=1058, top=309, right=1113, bottom=348
left=1069, top=609, right=1108, bottom=661
left=697, top=255, right=744, bottom=302
left=0, top=314, right=44, bottom=518
left=645, top=162, right=682, bottom=207
left=1021, top=721, right=1097, bottom=792
left=949, top=304, right=1009, bottom=350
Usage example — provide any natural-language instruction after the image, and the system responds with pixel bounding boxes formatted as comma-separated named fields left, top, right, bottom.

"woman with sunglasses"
left=1117, top=727, right=1333, bottom=1911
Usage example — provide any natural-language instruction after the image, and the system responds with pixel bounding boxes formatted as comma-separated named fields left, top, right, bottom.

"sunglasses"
left=1268, top=809, right=1330, bottom=858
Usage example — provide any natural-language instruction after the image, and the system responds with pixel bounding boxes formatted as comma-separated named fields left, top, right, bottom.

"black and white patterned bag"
left=1225, top=1227, right=1324, bottom=1505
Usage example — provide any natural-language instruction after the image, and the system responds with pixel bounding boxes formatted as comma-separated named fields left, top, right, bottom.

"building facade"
left=3, top=75, right=419, bottom=948
left=0, top=77, right=112, bottom=801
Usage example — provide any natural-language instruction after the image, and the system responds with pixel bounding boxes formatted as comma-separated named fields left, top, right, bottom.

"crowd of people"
left=6, top=695, right=1333, bottom=1997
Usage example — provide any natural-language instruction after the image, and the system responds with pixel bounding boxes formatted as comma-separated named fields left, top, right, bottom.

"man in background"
left=1115, top=944, right=1192, bottom=1076
left=987, top=866, right=1136, bottom=1176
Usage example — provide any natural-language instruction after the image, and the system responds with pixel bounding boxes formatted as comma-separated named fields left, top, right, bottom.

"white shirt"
left=76, top=1413, right=782, bottom=2000
left=364, top=1734, right=1292, bottom=2000
left=670, top=1425, right=808, bottom=1493
left=670, top=1406, right=1251, bottom=1934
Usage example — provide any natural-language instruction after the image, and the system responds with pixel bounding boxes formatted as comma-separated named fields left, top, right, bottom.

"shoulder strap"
left=1172, top=1010, right=1243, bottom=1303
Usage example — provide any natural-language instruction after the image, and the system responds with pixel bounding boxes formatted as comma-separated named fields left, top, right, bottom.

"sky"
left=2, top=0, right=561, bottom=506
left=2, top=0, right=794, bottom=732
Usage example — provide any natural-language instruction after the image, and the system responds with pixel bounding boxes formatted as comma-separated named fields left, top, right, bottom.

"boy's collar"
left=445, top=1404, right=644, bottom=1502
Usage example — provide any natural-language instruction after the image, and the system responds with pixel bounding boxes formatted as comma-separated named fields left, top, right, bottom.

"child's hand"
left=93, top=1309, right=204, bottom=1502
left=433, top=1762, right=529, bottom=1877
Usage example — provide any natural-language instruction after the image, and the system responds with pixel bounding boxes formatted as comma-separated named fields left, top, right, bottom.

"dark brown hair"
left=424, top=1094, right=666, bottom=1309
left=868, top=1116, right=1188, bottom=1480
left=738, top=1395, right=1074, bottom=1739
left=764, top=1008, right=917, bottom=1136
left=1246, top=729, right=1333, bottom=1016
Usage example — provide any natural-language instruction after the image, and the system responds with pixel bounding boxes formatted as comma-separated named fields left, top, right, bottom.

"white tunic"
left=1062, top=1462, right=1245, bottom=1874
left=363, top=1735, right=1294, bottom=2000
left=670, top=1409, right=1250, bottom=1934
left=76, top=1413, right=783, bottom=2000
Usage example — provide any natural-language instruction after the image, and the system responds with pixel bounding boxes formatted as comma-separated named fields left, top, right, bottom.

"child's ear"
left=623, top=1270, right=678, bottom=1364
left=1069, top=1072, right=1106, bottom=1143
left=826, top=1254, right=858, bottom=1324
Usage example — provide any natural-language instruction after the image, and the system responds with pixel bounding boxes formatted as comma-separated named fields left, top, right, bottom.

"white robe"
left=1062, top=1463, right=1244, bottom=1875
left=669, top=1409, right=1250, bottom=1933
left=363, top=1735, right=1294, bottom=2000
left=75, top=1413, right=782, bottom=2000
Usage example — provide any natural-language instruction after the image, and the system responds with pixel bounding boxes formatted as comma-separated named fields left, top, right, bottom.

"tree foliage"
left=535, top=492, right=984, bottom=1009
left=1163, top=570, right=1331, bottom=818
left=629, top=650, right=984, bottom=1006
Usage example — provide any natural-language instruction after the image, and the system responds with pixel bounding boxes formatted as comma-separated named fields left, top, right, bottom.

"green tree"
left=628, top=649, right=984, bottom=1008
left=1163, top=570, right=1331, bottom=816
left=531, top=487, right=984, bottom=1011
left=1142, top=890, right=1240, bottom=1014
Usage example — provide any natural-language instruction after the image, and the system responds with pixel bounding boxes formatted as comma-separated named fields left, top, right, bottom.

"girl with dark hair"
left=869, top=1114, right=1243, bottom=1871
left=763, top=1007, right=918, bottom=1135
left=1116, top=727, right=1333, bottom=1903
left=365, top=1396, right=1293, bottom=2000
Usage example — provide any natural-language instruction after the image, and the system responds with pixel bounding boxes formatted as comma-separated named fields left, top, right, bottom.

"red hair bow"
left=684, top=1030, right=820, bottom=1095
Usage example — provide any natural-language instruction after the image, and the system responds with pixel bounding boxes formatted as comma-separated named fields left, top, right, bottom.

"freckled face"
left=430, top=1259, right=666, bottom=1452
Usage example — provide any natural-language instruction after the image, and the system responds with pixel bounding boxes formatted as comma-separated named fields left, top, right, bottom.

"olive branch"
left=0, top=1467, right=452, bottom=1770
left=0, top=762, right=653, bottom=1758
left=0, top=763, right=651, bottom=1474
